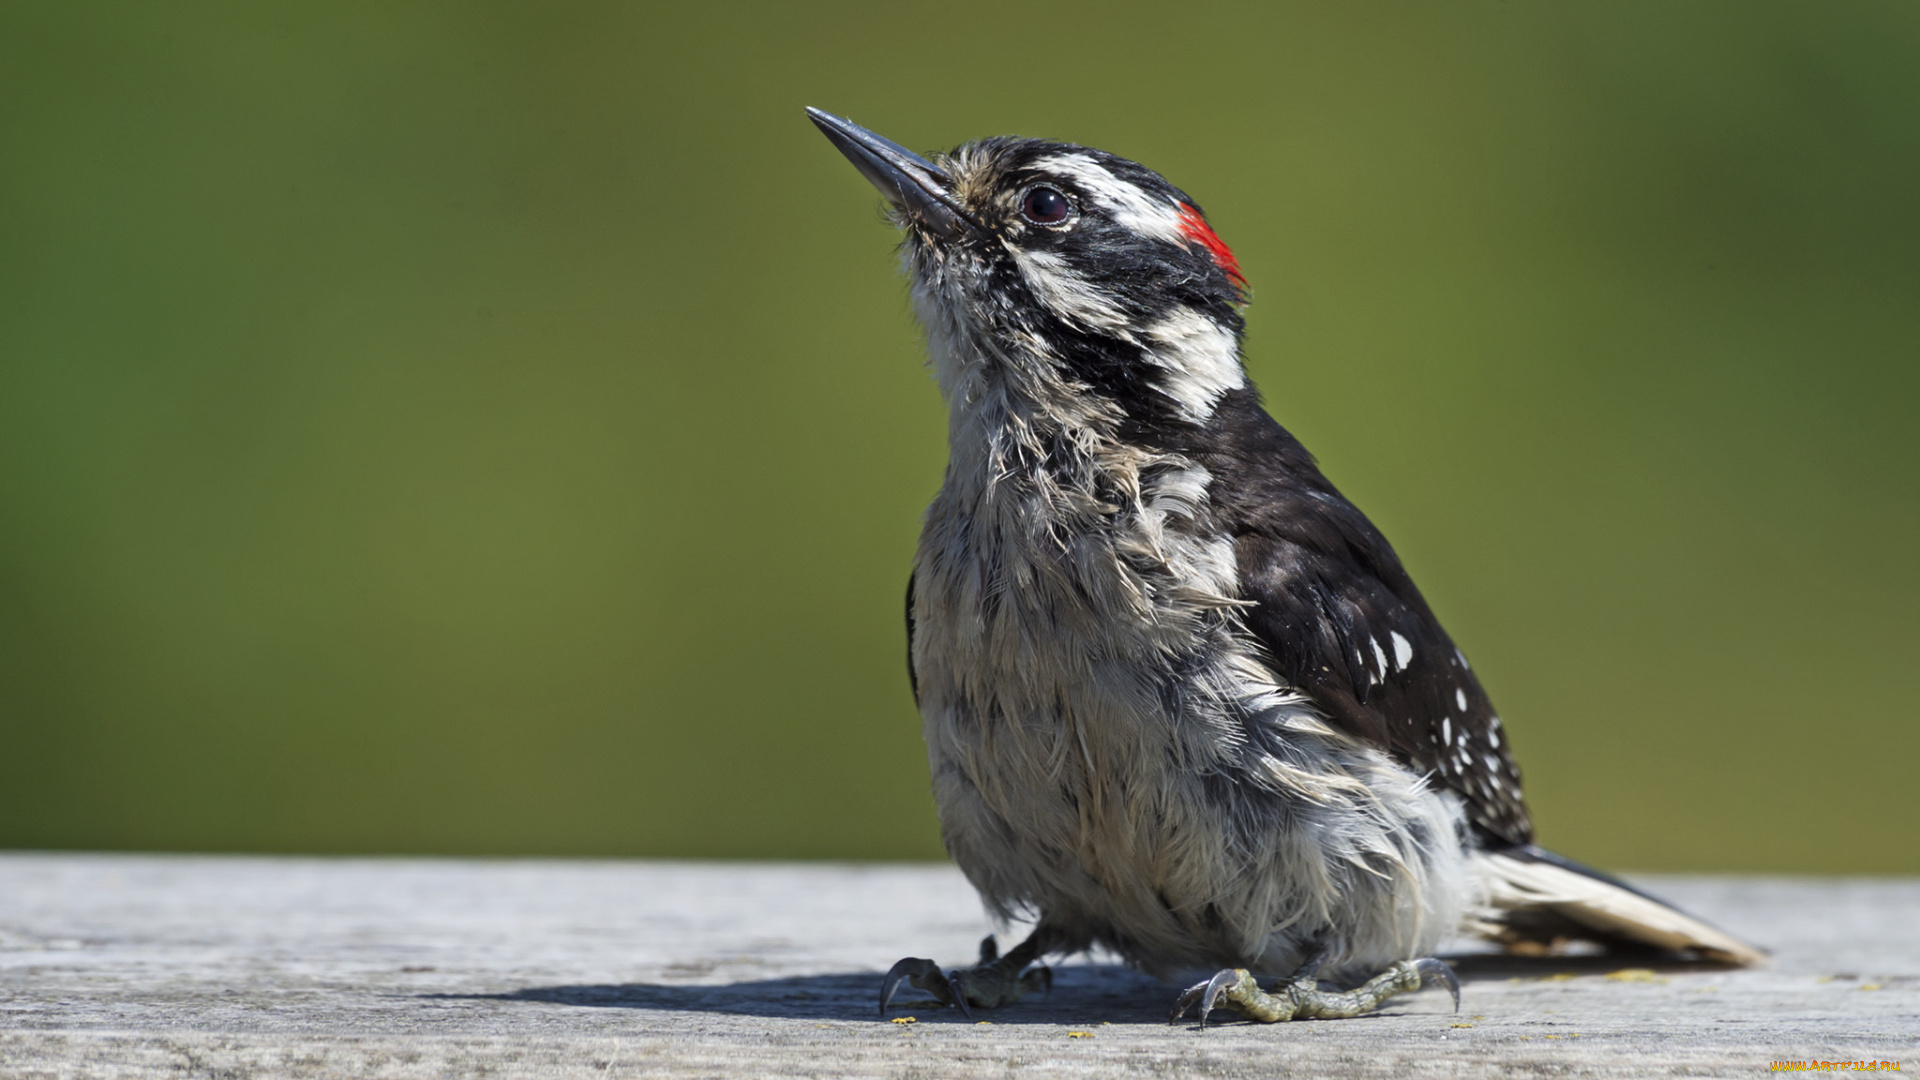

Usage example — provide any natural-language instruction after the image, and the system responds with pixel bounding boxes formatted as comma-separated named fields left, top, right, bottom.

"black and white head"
left=808, top=108, right=1250, bottom=439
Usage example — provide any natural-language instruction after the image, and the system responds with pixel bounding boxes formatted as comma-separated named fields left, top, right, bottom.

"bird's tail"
left=1467, top=845, right=1766, bottom=966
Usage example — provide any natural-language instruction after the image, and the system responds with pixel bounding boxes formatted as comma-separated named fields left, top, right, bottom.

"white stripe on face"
left=1142, top=306, right=1246, bottom=420
left=1033, top=154, right=1187, bottom=245
left=1011, top=249, right=1132, bottom=333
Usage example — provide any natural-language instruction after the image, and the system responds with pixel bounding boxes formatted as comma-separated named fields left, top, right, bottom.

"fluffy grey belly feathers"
left=910, top=454, right=1472, bottom=978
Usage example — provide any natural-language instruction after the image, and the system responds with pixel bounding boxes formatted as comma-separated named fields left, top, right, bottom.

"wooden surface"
left=1, top=853, right=1914, bottom=1078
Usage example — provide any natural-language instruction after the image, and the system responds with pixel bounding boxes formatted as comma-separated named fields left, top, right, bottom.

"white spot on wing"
left=1390, top=632, right=1413, bottom=671
left=1141, top=307, right=1245, bottom=420
left=1370, top=638, right=1389, bottom=676
left=1441, top=717, right=1452, bottom=746
left=1455, top=688, right=1468, bottom=711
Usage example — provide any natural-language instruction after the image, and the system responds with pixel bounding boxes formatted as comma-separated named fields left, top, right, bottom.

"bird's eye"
left=1020, top=186, right=1073, bottom=227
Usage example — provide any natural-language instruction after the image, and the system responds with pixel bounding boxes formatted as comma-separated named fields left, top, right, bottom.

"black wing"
left=1193, top=390, right=1532, bottom=846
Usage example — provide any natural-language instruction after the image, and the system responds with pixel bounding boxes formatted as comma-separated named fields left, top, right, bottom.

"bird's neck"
left=918, top=296, right=1123, bottom=501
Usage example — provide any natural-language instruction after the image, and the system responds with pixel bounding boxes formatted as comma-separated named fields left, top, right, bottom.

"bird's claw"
left=879, top=957, right=955, bottom=1015
left=1169, top=957, right=1461, bottom=1026
left=878, top=935, right=1051, bottom=1017
left=1413, top=956, right=1461, bottom=1012
left=1169, top=968, right=1247, bottom=1028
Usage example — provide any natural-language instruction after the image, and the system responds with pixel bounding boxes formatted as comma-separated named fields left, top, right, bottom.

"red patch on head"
left=1177, top=203, right=1246, bottom=294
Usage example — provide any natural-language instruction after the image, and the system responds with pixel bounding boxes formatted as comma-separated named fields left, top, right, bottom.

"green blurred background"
left=2, top=2, right=1915, bottom=872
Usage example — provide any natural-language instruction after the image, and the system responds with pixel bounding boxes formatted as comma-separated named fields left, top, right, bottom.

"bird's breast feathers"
left=908, top=438, right=1474, bottom=971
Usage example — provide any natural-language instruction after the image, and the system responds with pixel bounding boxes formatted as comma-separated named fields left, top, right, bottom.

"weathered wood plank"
left=1, top=854, right=1913, bottom=1077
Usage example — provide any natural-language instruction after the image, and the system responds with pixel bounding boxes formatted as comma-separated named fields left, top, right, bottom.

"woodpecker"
left=807, top=108, right=1762, bottom=1026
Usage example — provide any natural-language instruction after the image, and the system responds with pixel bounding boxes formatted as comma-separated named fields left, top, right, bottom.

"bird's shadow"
left=432, top=963, right=1173, bottom=1025
left=427, top=949, right=1718, bottom=1026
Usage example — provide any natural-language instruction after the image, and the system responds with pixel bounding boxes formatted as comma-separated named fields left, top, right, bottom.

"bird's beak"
left=807, top=107, right=978, bottom=241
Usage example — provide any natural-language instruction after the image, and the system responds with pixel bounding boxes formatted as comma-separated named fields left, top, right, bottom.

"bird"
left=806, top=107, right=1763, bottom=1027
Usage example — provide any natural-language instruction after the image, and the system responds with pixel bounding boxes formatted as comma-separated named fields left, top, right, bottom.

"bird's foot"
left=1170, top=957, right=1458, bottom=1027
left=878, top=934, right=1053, bottom=1017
